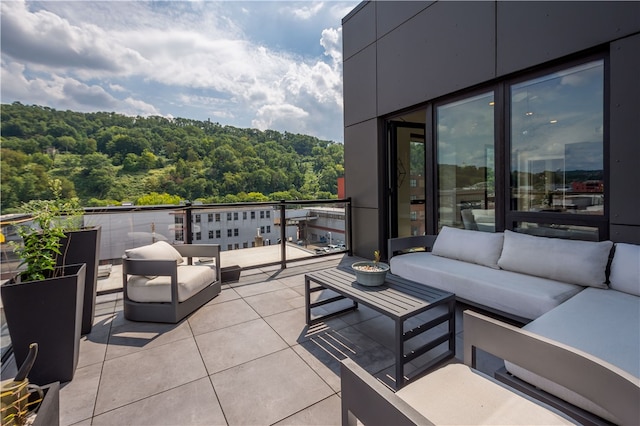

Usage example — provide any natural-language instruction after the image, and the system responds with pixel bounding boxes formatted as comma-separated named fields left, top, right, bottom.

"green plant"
left=9, top=180, right=83, bottom=282
left=373, top=250, right=381, bottom=265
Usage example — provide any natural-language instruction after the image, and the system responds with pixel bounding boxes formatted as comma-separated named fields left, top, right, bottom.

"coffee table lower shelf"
left=305, top=267, right=456, bottom=390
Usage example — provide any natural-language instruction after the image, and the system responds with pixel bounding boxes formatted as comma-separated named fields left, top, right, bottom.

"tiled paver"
left=211, top=348, right=333, bottom=425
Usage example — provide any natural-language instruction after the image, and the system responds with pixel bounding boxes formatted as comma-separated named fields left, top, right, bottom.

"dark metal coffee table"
left=305, top=267, right=455, bottom=389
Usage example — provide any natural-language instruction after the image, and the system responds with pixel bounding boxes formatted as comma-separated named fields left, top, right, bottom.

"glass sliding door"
left=436, top=92, right=495, bottom=231
left=388, top=121, right=426, bottom=238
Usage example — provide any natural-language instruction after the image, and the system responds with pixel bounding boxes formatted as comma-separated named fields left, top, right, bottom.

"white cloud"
left=0, top=0, right=358, bottom=141
left=288, top=2, right=325, bottom=20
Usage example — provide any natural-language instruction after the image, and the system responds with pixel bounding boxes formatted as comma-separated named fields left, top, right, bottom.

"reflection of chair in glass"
left=461, top=209, right=495, bottom=232
left=122, top=241, right=221, bottom=323
left=341, top=310, right=638, bottom=425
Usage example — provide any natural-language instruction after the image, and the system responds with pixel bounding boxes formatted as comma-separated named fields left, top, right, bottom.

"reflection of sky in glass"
left=511, top=60, right=604, bottom=172
left=437, top=92, right=494, bottom=167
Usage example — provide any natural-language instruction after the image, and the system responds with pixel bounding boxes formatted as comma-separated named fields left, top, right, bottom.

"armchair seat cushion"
left=396, top=363, right=571, bottom=425
left=127, top=265, right=215, bottom=303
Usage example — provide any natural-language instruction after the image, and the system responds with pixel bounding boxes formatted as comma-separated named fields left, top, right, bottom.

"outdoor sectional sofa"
left=388, top=227, right=640, bottom=424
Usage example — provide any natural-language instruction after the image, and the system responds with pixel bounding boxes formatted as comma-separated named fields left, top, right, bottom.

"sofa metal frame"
left=122, top=244, right=221, bottom=323
left=341, top=310, right=640, bottom=425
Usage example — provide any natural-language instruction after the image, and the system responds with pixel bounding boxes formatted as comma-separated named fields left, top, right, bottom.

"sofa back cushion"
left=431, top=226, right=504, bottom=269
left=125, top=241, right=184, bottom=264
left=497, top=230, right=613, bottom=288
left=609, top=243, right=640, bottom=296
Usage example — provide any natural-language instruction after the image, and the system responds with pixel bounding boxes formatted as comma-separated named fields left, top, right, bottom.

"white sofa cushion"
left=396, top=363, right=572, bottom=425
left=431, top=226, right=504, bottom=269
left=125, top=241, right=184, bottom=264
left=505, top=288, right=640, bottom=424
left=127, top=265, right=215, bottom=303
left=390, top=252, right=583, bottom=320
left=497, top=230, right=613, bottom=288
left=609, top=243, right=640, bottom=296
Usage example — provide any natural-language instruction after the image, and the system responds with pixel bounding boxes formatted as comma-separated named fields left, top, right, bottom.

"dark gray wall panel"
left=609, top=33, right=640, bottom=227
left=343, top=45, right=377, bottom=126
left=344, top=119, right=379, bottom=209
left=376, top=1, right=434, bottom=38
left=351, top=207, right=382, bottom=258
left=376, top=1, right=495, bottom=116
left=342, top=1, right=376, bottom=60
left=610, top=225, right=640, bottom=245
left=497, top=1, right=640, bottom=76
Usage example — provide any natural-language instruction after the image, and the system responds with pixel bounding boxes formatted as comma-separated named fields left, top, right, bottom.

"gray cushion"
left=125, top=241, right=184, bottom=264
left=390, top=252, right=582, bottom=320
left=497, top=230, right=613, bottom=288
left=432, top=226, right=504, bottom=269
left=396, top=363, right=572, bottom=425
left=609, top=243, right=640, bottom=296
left=127, top=265, right=215, bottom=303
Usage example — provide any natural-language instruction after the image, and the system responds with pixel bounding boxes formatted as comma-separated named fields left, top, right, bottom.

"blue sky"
left=1, top=1, right=359, bottom=142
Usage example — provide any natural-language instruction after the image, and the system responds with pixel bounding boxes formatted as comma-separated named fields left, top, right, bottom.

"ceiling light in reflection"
left=550, top=120, right=558, bottom=124
left=525, top=112, right=534, bottom=116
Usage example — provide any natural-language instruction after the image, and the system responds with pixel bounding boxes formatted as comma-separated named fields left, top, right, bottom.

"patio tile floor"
left=5, top=254, right=505, bottom=425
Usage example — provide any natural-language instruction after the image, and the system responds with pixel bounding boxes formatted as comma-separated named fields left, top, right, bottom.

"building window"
left=195, top=232, right=201, bottom=240
left=266, top=226, right=271, bottom=233
left=208, top=213, right=213, bottom=222
left=227, top=212, right=232, bottom=221
left=227, top=229, right=232, bottom=237
left=234, top=243, right=239, bottom=250
left=208, top=230, right=214, bottom=239
left=260, top=211, right=265, bottom=219
left=251, top=211, right=256, bottom=219
left=510, top=60, right=604, bottom=218
left=215, top=213, right=221, bottom=222
left=243, top=242, right=248, bottom=248
left=227, top=244, right=233, bottom=251
left=437, top=91, right=495, bottom=232
left=410, top=211, right=417, bottom=221
left=234, top=212, right=239, bottom=220
left=234, top=228, right=239, bottom=237
left=266, top=211, right=270, bottom=219
left=243, top=212, right=247, bottom=220
left=410, top=179, right=417, bottom=188
left=260, top=226, right=265, bottom=234
left=174, top=216, right=184, bottom=241
left=216, top=230, right=221, bottom=238
left=195, top=214, right=201, bottom=223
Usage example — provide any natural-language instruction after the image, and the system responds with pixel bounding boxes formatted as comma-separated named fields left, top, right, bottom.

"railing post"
left=280, top=200, right=287, bottom=269
left=346, top=197, right=353, bottom=257
left=184, top=202, right=193, bottom=265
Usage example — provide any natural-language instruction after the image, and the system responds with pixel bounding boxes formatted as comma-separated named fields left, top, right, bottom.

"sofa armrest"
left=174, top=243, right=221, bottom=268
left=463, top=310, right=640, bottom=426
left=340, top=359, right=431, bottom=426
left=388, top=235, right=437, bottom=260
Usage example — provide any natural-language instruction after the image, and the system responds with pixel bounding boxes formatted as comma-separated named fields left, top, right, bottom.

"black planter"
left=32, top=382, right=60, bottom=426
left=57, top=226, right=101, bottom=335
left=1, top=263, right=86, bottom=385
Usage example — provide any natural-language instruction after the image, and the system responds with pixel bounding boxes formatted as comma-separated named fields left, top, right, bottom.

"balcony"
left=2, top=252, right=500, bottom=425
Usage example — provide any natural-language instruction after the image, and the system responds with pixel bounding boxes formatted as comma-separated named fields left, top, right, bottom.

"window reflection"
left=510, top=60, right=604, bottom=215
left=437, top=92, right=495, bottom=231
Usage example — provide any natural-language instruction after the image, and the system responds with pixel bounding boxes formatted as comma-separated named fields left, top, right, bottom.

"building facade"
left=342, top=1, right=640, bottom=257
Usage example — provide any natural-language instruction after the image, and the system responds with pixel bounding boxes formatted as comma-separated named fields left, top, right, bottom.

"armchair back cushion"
left=609, top=243, right=640, bottom=296
left=431, top=226, right=504, bottom=269
left=497, top=230, right=613, bottom=288
left=125, top=241, right=184, bottom=264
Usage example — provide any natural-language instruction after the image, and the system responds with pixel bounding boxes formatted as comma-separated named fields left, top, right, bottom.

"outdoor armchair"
left=122, top=241, right=221, bottom=323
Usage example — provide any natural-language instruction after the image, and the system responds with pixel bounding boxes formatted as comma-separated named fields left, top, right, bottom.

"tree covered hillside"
left=1, top=103, right=344, bottom=213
